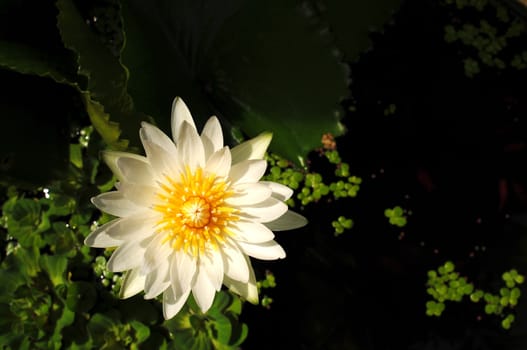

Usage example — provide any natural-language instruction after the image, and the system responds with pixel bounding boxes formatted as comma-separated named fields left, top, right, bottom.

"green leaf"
left=56, top=0, right=145, bottom=149
left=49, top=307, right=75, bottom=349
left=207, top=1, right=348, bottom=165
left=0, top=41, right=80, bottom=87
left=121, top=1, right=348, bottom=164
left=0, top=0, right=81, bottom=86
left=314, top=0, right=402, bottom=62
left=120, top=0, right=221, bottom=134
left=40, top=254, right=68, bottom=286
left=211, top=314, right=232, bottom=345
left=130, top=320, right=150, bottom=344
left=66, top=281, right=96, bottom=313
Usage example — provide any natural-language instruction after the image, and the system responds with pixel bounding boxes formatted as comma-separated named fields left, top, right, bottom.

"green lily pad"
left=56, top=0, right=146, bottom=149
left=205, top=1, right=349, bottom=165
left=121, top=1, right=348, bottom=164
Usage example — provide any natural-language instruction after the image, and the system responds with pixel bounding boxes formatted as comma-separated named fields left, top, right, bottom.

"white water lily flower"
left=85, top=97, right=307, bottom=319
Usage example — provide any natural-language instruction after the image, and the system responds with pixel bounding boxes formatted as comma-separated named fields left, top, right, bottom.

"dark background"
left=243, top=0, right=527, bottom=349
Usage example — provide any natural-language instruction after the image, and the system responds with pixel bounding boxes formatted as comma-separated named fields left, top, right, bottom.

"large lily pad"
left=121, top=0, right=348, bottom=164
left=56, top=0, right=146, bottom=149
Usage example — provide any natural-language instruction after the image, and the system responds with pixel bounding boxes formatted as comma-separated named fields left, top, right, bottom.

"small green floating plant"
left=426, top=261, right=524, bottom=329
left=264, top=134, right=361, bottom=236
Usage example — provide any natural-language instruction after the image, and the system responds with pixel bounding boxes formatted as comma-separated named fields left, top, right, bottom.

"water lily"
left=85, top=97, right=307, bottom=319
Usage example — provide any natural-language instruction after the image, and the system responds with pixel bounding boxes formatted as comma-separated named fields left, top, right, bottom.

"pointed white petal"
left=201, top=116, right=223, bottom=159
left=140, top=122, right=178, bottom=157
left=172, top=97, right=197, bottom=144
left=120, top=268, right=146, bottom=299
left=220, top=240, right=249, bottom=283
left=105, top=213, right=157, bottom=241
left=163, top=286, right=191, bottom=319
left=144, top=258, right=171, bottom=299
left=223, top=255, right=258, bottom=304
left=226, top=183, right=272, bottom=206
left=107, top=238, right=150, bottom=272
left=102, top=151, right=148, bottom=182
left=205, top=147, right=231, bottom=178
left=91, top=192, right=143, bottom=217
left=84, top=219, right=123, bottom=248
left=200, top=250, right=224, bottom=291
left=116, top=156, right=155, bottom=185
left=142, top=233, right=173, bottom=275
left=141, top=140, right=181, bottom=180
left=264, top=210, right=307, bottom=231
left=239, top=197, right=288, bottom=223
left=229, top=159, right=267, bottom=185
left=192, top=265, right=216, bottom=313
left=172, top=251, right=197, bottom=297
left=230, top=132, right=272, bottom=163
left=237, top=240, right=286, bottom=260
left=228, top=220, right=275, bottom=243
left=260, top=181, right=294, bottom=201
left=178, top=121, right=205, bottom=170
left=118, top=182, right=157, bottom=207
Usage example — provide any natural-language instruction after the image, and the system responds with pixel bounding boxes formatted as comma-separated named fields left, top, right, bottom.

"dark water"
left=243, top=1, right=527, bottom=349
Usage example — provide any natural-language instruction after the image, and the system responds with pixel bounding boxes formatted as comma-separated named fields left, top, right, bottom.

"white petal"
left=228, top=220, right=275, bottom=243
left=118, top=182, right=157, bottom=207
left=172, top=251, right=197, bottom=297
left=205, top=147, right=231, bottom=178
left=91, top=192, right=143, bottom=217
left=239, top=197, right=288, bottom=223
left=116, top=156, right=155, bottom=185
left=230, top=132, right=272, bottom=163
left=142, top=140, right=181, bottom=180
left=144, top=258, right=171, bottom=299
left=264, top=210, right=308, bottom=231
left=192, top=265, right=216, bottom=313
left=107, top=237, right=151, bottom=272
left=223, top=255, right=258, bottom=304
left=84, top=219, right=123, bottom=248
left=102, top=151, right=148, bottom=182
left=178, top=121, right=205, bottom=170
left=220, top=240, right=249, bottom=283
left=226, top=183, right=272, bottom=206
left=163, top=286, right=191, bottom=319
left=237, top=240, right=286, bottom=260
left=260, top=181, right=294, bottom=201
left=229, top=159, right=267, bottom=184
left=171, top=97, right=197, bottom=144
left=140, top=122, right=178, bottom=157
left=200, top=250, right=224, bottom=291
left=105, top=213, right=157, bottom=241
left=143, top=233, right=174, bottom=274
left=120, top=268, right=146, bottom=299
left=201, top=116, right=223, bottom=159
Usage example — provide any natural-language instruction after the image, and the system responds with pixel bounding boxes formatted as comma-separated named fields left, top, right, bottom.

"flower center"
left=154, top=167, right=237, bottom=256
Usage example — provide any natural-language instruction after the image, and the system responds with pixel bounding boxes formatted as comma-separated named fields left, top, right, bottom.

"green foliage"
left=0, top=123, right=248, bottom=349
left=426, top=261, right=524, bottom=330
left=165, top=291, right=248, bottom=350
left=442, top=0, right=527, bottom=77
left=384, top=206, right=407, bottom=227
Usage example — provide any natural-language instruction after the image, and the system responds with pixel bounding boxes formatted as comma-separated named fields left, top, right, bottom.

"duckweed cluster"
left=264, top=145, right=361, bottom=236
left=384, top=206, right=407, bottom=227
left=93, top=254, right=122, bottom=296
left=442, top=0, right=527, bottom=77
left=426, top=261, right=524, bottom=329
left=256, top=271, right=277, bottom=309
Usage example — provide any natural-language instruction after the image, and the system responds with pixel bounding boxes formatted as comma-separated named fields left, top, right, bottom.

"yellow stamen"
left=153, top=166, right=238, bottom=256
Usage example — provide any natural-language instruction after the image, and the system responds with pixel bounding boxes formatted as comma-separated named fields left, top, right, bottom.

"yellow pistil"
left=154, top=166, right=238, bottom=256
